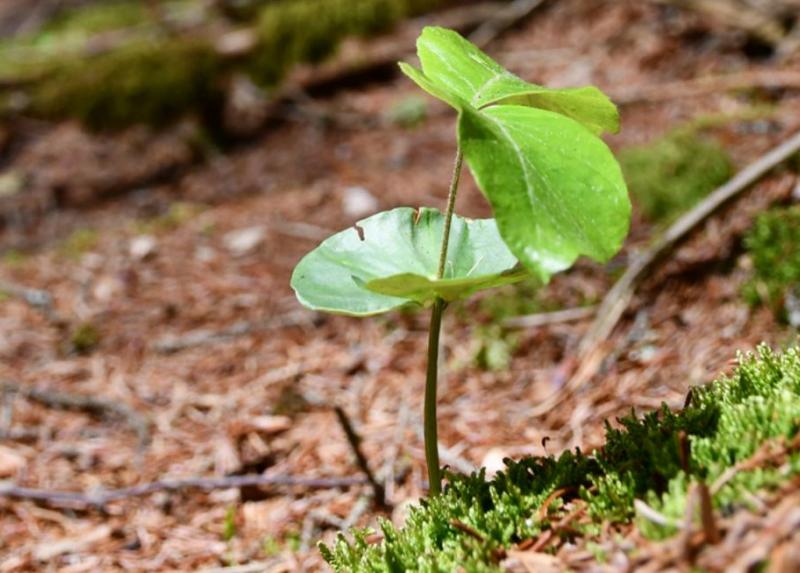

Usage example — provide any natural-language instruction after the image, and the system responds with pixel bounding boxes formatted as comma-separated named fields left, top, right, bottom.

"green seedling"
left=291, top=27, right=630, bottom=495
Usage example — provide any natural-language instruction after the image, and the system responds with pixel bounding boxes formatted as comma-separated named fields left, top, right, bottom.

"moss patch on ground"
left=620, top=129, right=733, bottom=224
left=2, top=0, right=448, bottom=129
left=31, top=37, right=222, bottom=129
left=322, top=345, right=800, bottom=572
left=742, top=205, right=800, bottom=319
left=248, top=0, right=445, bottom=85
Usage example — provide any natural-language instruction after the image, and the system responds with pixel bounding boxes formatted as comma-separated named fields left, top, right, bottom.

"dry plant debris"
left=1, top=0, right=800, bottom=570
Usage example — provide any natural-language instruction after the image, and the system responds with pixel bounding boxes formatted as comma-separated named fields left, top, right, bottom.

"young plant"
left=291, top=27, right=630, bottom=496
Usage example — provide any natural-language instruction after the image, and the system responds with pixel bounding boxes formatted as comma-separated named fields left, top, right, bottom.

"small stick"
left=614, top=70, right=800, bottom=105
left=680, top=483, right=700, bottom=564
left=0, top=473, right=367, bottom=509
left=0, top=381, right=151, bottom=449
left=469, top=0, right=548, bottom=48
left=334, top=406, right=388, bottom=510
left=634, top=499, right=683, bottom=528
left=450, top=518, right=486, bottom=541
left=153, top=310, right=314, bottom=353
left=503, top=306, right=596, bottom=330
left=0, top=279, right=62, bottom=324
left=698, top=482, right=720, bottom=544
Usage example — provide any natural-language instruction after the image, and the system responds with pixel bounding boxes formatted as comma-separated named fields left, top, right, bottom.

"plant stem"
left=424, top=148, right=464, bottom=496
left=437, top=150, right=464, bottom=280
left=424, top=297, right=445, bottom=496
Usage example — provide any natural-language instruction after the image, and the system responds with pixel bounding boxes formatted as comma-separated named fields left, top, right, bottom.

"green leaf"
left=400, top=26, right=619, bottom=135
left=366, top=269, right=526, bottom=303
left=290, top=207, right=524, bottom=316
left=459, top=104, right=630, bottom=281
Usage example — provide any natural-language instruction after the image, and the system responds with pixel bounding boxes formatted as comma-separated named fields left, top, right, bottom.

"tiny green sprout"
left=291, top=27, right=630, bottom=496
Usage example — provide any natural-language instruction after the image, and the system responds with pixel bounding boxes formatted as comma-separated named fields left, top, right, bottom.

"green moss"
left=43, top=1, right=147, bottom=36
left=5, top=0, right=448, bottom=128
left=31, top=38, right=222, bottom=129
left=2, top=249, right=28, bottom=268
left=0, top=1, right=152, bottom=84
left=323, top=345, right=800, bottom=571
left=471, top=325, right=517, bottom=372
left=134, top=201, right=203, bottom=234
left=476, top=277, right=548, bottom=322
left=385, top=95, right=428, bottom=128
left=248, top=0, right=446, bottom=86
left=71, top=322, right=101, bottom=354
left=60, top=228, right=99, bottom=259
left=620, top=129, right=733, bottom=224
left=742, top=206, right=800, bottom=316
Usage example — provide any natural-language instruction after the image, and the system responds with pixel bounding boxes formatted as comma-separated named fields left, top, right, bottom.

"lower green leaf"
left=366, top=269, right=527, bottom=303
left=290, top=207, right=524, bottom=316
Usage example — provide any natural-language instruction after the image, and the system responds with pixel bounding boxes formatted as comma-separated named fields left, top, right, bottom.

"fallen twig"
left=153, top=310, right=315, bottom=353
left=503, top=306, right=596, bottom=330
left=468, top=0, right=548, bottom=48
left=195, top=560, right=288, bottom=573
left=450, top=519, right=487, bottom=541
left=334, top=405, right=389, bottom=510
left=540, top=130, right=800, bottom=409
left=635, top=498, right=683, bottom=529
left=0, top=473, right=367, bottom=509
left=0, top=381, right=151, bottom=449
left=698, top=482, right=721, bottom=544
left=0, top=279, right=62, bottom=324
left=614, top=69, right=800, bottom=105
left=649, top=0, right=785, bottom=45
left=711, top=434, right=800, bottom=495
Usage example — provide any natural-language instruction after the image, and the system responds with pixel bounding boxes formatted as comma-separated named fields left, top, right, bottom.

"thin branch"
left=0, top=279, right=62, bottom=324
left=0, top=473, right=367, bottom=509
left=0, top=381, right=151, bottom=449
left=153, top=310, right=315, bottom=354
left=648, top=0, right=784, bottom=44
left=614, top=69, right=800, bottom=105
left=450, top=519, right=486, bottom=541
left=468, top=0, right=548, bottom=48
left=436, top=150, right=465, bottom=280
left=334, top=405, right=388, bottom=510
left=503, top=305, right=596, bottom=329
left=634, top=499, right=683, bottom=529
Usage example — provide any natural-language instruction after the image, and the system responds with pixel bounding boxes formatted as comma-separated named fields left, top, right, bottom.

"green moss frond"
left=620, top=129, right=733, bottom=224
left=323, top=345, right=800, bottom=571
left=742, top=206, right=800, bottom=316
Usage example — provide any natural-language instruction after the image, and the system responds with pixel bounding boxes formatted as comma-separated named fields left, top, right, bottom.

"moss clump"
left=323, top=345, right=800, bottom=571
left=248, top=0, right=446, bottom=85
left=31, top=38, right=222, bottom=129
left=385, top=95, right=428, bottom=128
left=0, top=1, right=154, bottom=85
left=60, top=228, right=99, bottom=259
left=70, top=322, right=101, bottom=354
left=5, top=0, right=449, bottom=129
left=620, top=130, right=733, bottom=224
left=134, top=201, right=203, bottom=234
left=742, top=206, right=800, bottom=317
left=476, top=277, right=549, bottom=322
left=42, top=1, right=148, bottom=36
left=1, top=249, right=28, bottom=268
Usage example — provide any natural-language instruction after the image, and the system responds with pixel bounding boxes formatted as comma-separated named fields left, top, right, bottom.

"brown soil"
left=1, top=1, right=799, bottom=571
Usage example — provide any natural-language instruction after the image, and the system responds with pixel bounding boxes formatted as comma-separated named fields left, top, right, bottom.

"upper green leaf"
left=290, top=207, right=524, bottom=316
left=459, top=104, right=630, bottom=281
left=400, top=26, right=619, bottom=135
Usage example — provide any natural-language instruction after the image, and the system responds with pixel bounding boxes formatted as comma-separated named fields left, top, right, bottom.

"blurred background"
left=0, top=0, right=799, bottom=571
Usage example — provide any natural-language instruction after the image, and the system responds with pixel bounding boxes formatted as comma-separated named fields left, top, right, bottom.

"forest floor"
left=1, top=1, right=800, bottom=571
